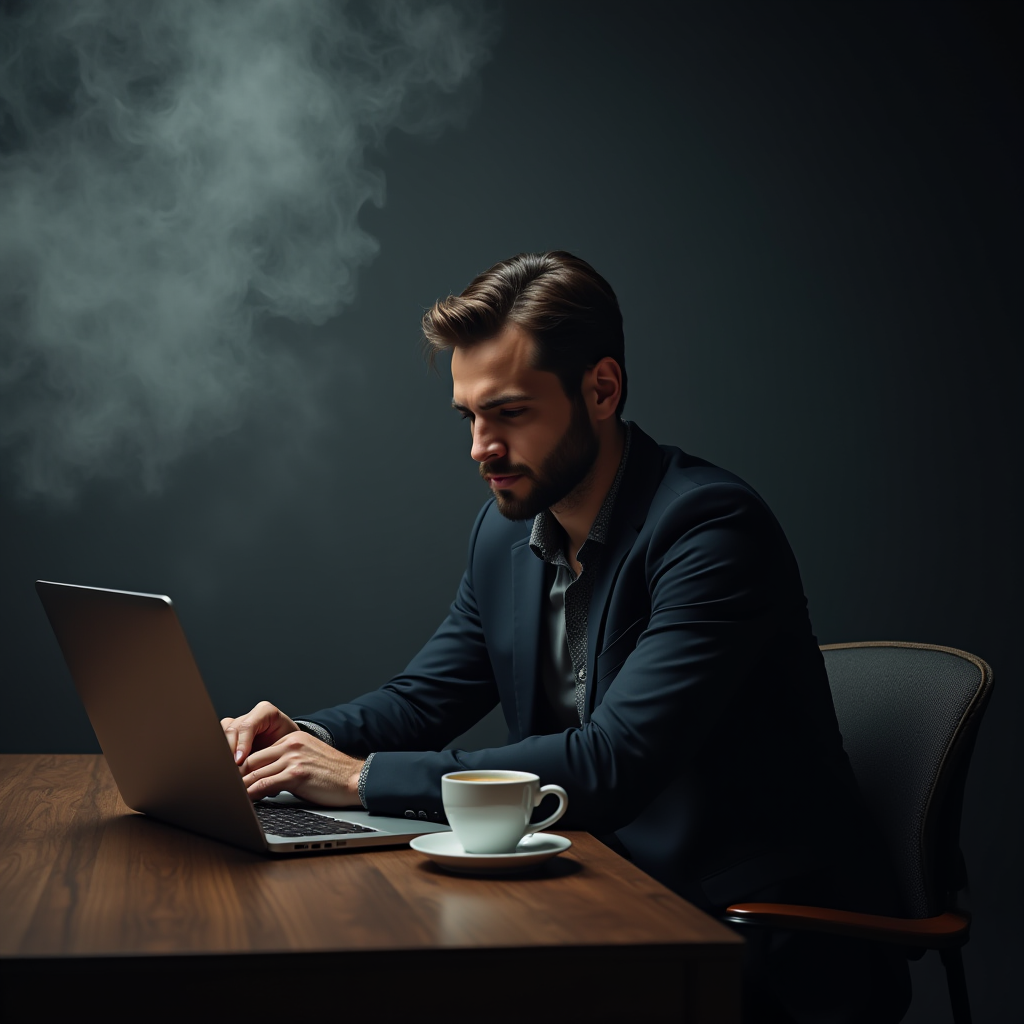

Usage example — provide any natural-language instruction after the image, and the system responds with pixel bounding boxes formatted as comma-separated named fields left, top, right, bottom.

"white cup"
left=441, top=770, right=569, bottom=855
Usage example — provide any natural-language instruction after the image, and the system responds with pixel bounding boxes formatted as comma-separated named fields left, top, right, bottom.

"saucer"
left=409, top=831, right=572, bottom=874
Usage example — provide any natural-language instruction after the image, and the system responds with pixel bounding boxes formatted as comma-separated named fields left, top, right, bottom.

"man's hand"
left=240, top=731, right=364, bottom=806
left=221, top=700, right=300, bottom=765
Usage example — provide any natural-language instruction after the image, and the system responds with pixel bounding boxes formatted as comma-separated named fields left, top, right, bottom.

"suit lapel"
left=584, top=521, right=638, bottom=718
left=584, top=425, right=665, bottom=719
left=511, top=537, right=546, bottom=738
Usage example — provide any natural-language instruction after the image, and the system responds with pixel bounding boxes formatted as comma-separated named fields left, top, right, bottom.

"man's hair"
left=422, top=250, right=627, bottom=417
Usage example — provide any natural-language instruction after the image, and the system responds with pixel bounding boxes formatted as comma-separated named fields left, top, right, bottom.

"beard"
left=482, top=399, right=599, bottom=521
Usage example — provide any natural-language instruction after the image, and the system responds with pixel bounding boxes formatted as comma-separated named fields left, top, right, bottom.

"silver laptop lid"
left=36, top=580, right=269, bottom=854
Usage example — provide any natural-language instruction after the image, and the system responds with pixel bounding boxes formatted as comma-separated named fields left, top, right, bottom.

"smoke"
left=0, top=0, right=495, bottom=500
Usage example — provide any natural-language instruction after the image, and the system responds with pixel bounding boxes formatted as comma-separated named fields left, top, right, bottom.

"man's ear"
left=586, top=357, right=623, bottom=422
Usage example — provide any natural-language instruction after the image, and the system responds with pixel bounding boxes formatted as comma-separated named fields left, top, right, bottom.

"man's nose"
left=470, top=423, right=506, bottom=463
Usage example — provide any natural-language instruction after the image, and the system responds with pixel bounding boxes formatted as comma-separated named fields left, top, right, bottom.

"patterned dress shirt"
left=529, top=421, right=632, bottom=725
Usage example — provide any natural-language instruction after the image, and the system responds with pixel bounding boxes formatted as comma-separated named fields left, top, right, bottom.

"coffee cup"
left=441, top=770, right=569, bottom=855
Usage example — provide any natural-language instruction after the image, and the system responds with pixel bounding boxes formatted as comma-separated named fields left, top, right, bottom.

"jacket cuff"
left=360, top=749, right=454, bottom=823
left=355, top=752, right=376, bottom=810
left=294, top=719, right=334, bottom=747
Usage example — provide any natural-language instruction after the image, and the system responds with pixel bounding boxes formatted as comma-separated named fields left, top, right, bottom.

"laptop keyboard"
left=254, top=804, right=380, bottom=838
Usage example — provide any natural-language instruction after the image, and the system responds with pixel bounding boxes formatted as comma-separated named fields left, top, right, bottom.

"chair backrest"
left=820, top=642, right=993, bottom=919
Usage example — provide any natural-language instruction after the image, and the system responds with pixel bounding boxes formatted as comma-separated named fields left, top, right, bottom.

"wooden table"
left=0, top=755, right=743, bottom=1023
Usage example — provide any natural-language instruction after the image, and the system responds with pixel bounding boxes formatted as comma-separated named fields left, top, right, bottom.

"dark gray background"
left=2, top=3, right=1019, bottom=1021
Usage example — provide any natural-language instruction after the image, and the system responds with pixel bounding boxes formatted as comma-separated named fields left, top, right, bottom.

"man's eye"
left=501, top=408, right=526, bottom=418
left=458, top=411, right=473, bottom=421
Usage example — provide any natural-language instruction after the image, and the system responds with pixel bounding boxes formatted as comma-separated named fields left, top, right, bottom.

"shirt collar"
left=529, top=420, right=633, bottom=565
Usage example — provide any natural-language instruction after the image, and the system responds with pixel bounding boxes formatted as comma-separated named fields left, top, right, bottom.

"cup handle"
left=525, top=784, right=569, bottom=835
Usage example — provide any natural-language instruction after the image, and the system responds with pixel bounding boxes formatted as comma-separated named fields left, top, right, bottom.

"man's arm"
left=354, top=483, right=792, bottom=832
left=220, top=502, right=501, bottom=803
left=295, top=500, right=502, bottom=755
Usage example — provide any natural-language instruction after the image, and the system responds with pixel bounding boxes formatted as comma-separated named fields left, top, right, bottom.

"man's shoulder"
left=630, top=425, right=767, bottom=513
left=657, top=444, right=751, bottom=491
left=625, top=428, right=788, bottom=555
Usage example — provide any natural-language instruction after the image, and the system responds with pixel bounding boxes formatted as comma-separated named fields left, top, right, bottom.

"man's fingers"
left=240, top=741, right=282, bottom=775
left=242, top=730, right=314, bottom=770
left=241, top=741, right=291, bottom=785
left=220, top=718, right=238, bottom=757
left=232, top=723, right=257, bottom=764
left=221, top=702, right=299, bottom=766
left=220, top=714, right=255, bottom=764
left=244, top=758, right=295, bottom=799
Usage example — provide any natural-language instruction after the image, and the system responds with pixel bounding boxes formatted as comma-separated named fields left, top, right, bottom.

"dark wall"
left=1, top=3, right=1019, bottom=1021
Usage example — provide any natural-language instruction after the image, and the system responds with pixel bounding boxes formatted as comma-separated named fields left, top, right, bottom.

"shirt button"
left=404, top=810, right=416, bottom=818
left=417, top=810, right=428, bottom=820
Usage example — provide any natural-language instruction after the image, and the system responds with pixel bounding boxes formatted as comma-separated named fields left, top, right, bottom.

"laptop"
left=35, top=580, right=450, bottom=855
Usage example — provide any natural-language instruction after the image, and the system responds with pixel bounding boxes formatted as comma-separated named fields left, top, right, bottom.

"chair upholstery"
left=725, top=641, right=993, bottom=1024
left=822, top=642, right=991, bottom=919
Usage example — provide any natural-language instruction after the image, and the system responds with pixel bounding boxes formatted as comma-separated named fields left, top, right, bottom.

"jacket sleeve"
left=362, top=482, right=793, bottom=833
left=297, top=501, right=501, bottom=756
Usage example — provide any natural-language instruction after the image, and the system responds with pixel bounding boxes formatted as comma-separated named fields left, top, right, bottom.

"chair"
left=725, top=641, right=993, bottom=1024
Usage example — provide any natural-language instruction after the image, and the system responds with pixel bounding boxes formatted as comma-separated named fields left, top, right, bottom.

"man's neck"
left=550, top=419, right=626, bottom=572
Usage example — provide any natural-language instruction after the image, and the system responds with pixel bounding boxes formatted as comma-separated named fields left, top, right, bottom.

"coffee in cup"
left=441, top=770, right=569, bottom=855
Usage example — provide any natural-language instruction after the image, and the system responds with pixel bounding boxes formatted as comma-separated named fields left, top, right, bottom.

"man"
left=222, top=251, right=909, bottom=1023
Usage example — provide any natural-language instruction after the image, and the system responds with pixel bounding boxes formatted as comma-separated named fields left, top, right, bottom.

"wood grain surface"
left=0, top=754, right=743, bottom=1023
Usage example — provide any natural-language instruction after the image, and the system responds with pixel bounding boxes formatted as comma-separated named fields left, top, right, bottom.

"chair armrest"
left=723, top=903, right=970, bottom=949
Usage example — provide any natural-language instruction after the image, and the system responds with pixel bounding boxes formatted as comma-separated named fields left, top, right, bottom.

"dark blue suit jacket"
left=304, top=425, right=881, bottom=912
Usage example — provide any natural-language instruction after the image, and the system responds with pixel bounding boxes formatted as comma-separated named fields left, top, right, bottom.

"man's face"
left=450, top=324, right=598, bottom=521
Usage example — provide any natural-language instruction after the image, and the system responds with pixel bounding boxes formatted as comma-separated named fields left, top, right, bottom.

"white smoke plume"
left=0, top=0, right=495, bottom=499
